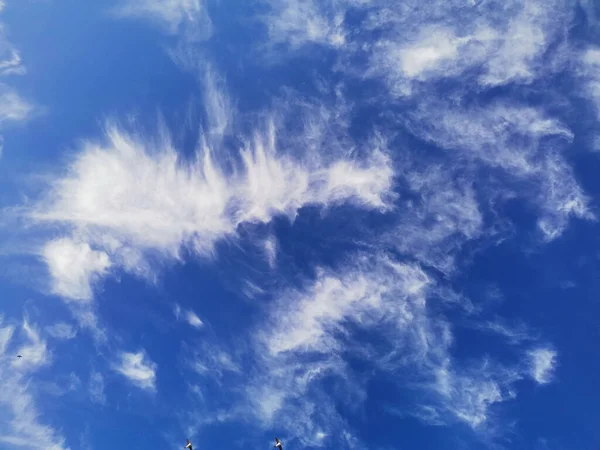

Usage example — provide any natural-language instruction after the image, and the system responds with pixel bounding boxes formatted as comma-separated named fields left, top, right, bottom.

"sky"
left=0, top=0, right=599, bottom=449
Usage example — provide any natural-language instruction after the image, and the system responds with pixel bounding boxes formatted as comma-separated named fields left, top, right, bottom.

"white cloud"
left=479, top=319, right=533, bottom=345
left=45, top=323, right=77, bottom=340
left=190, top=344, right=240, bottom=381
left=264, top=0, right=567, bottom=91
left=260, top=0, right=589, bottom=244
left=30, top=106, right=393, bottom=301
left=37, top=373, right=81, bottom=397
left=42, top=238, right=111, bottom=302
left=263, top=236, right=277, bottom=269
left=173, top=303, right=204, bottom=329
left=89, top=371, right=106, bottom=405
left=112, top=351, right=157, bottom=391
left=202, top=67, right=232, bottom=143
left=0, top=49, right=25, bottom=76
left=262, top=258, right=430, bottom=356
left=431, top=359, right=522, bottom=429
left=13, top=320, right=50, bottom=371
left=0, top=90, right=32, bottom=122
left=0, top=322, right=68, bottom=450
left=247, top=256, right=542, bottom=437
left=113, top=0, right=212, bottom=40
left=390, top=166, right=483, bottom=274
left=582, top=47, right=600, bottom=119
left=528, top=348, right=557, bottom=385
left=407, top=101, right=594, bottom=241
left=0, top=10, right=33, bottom=159
left=394, top=27, right=462, bottom=79
left=478, top=2, right=563, bottom=87
left=185, top=310, right=203, bottom=329
left=263, top=0, right=348, bottom=50
left=0, top=323, right=14, bottom=356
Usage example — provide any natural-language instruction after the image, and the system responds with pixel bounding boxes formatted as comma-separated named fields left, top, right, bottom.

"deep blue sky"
left=0, top=1, right=599, bottom=449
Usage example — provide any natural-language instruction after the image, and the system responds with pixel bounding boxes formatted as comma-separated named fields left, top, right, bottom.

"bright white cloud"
left=31, top=108, right=393, bottom=301
left=528, top=348, right=557, bottom=385
left=114, top=0, right=212, bottom=40
left=0, top=322, right=68, bottom=450
left=113, top=351, right=157, bottom=391
left=45, top=323, right=77, bottom=340
left=42, top=238, right=111, bottom=302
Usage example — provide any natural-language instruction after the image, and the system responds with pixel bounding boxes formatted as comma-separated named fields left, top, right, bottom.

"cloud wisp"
left=528, top=348, right=558, bottom=385
left=112, top=0, right=212, bottom=41
left=29, top=83, right=394, bottom=305
left=182, top=255, right=556, bottom=444
left=0, top=320, right=69, bottom=450
left=112, top=350, right=157, bottom=392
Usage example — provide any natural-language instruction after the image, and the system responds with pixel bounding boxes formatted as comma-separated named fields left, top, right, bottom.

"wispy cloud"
left=244, top=254, right=553, bottom=440
left=0, top=322, right=14, bottom=355
left=0, top=90, right=33, bottom=123
left=202, top=67, right=233, bottom=143
left=0, top=49, right=24, bottom=76
left=528, top=348, right=557, bottom=385
left=13, top=320, right=51, bottom=371
left=29, top=92, right=394, bottom=303
left=190, top=343, right=240, bottom=382
left=89, top=371, right=106, bottom=405
left=112, top=350, right=157, bottom=391
left=478, top=319, right=534, bottom=346
left=0, top=320, right=69, bottom=450
left=45, top=322, right=77, bottom=340
left=263, top=0, right=347, bottom=51
left=406, top=101, right=593, bottom=241
left=0, top=7, right=34, bottom=158
left=582, top=47, right=600, bottom=120
left=174, top=304, right=204, bottom=329
left=113, top=0, right=212, bottom=40
left=390, top=166, right=483, bottom=274
left=260, top=0, right=589, bottom=245
left=429, top=358, right=522, bottom=429
left=185, top=310, right=204, bottom=329
left=263, top=235, right=277, bottom=269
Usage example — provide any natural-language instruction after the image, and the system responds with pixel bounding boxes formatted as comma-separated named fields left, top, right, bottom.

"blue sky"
left=0, top=0, right=600, bottom=449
